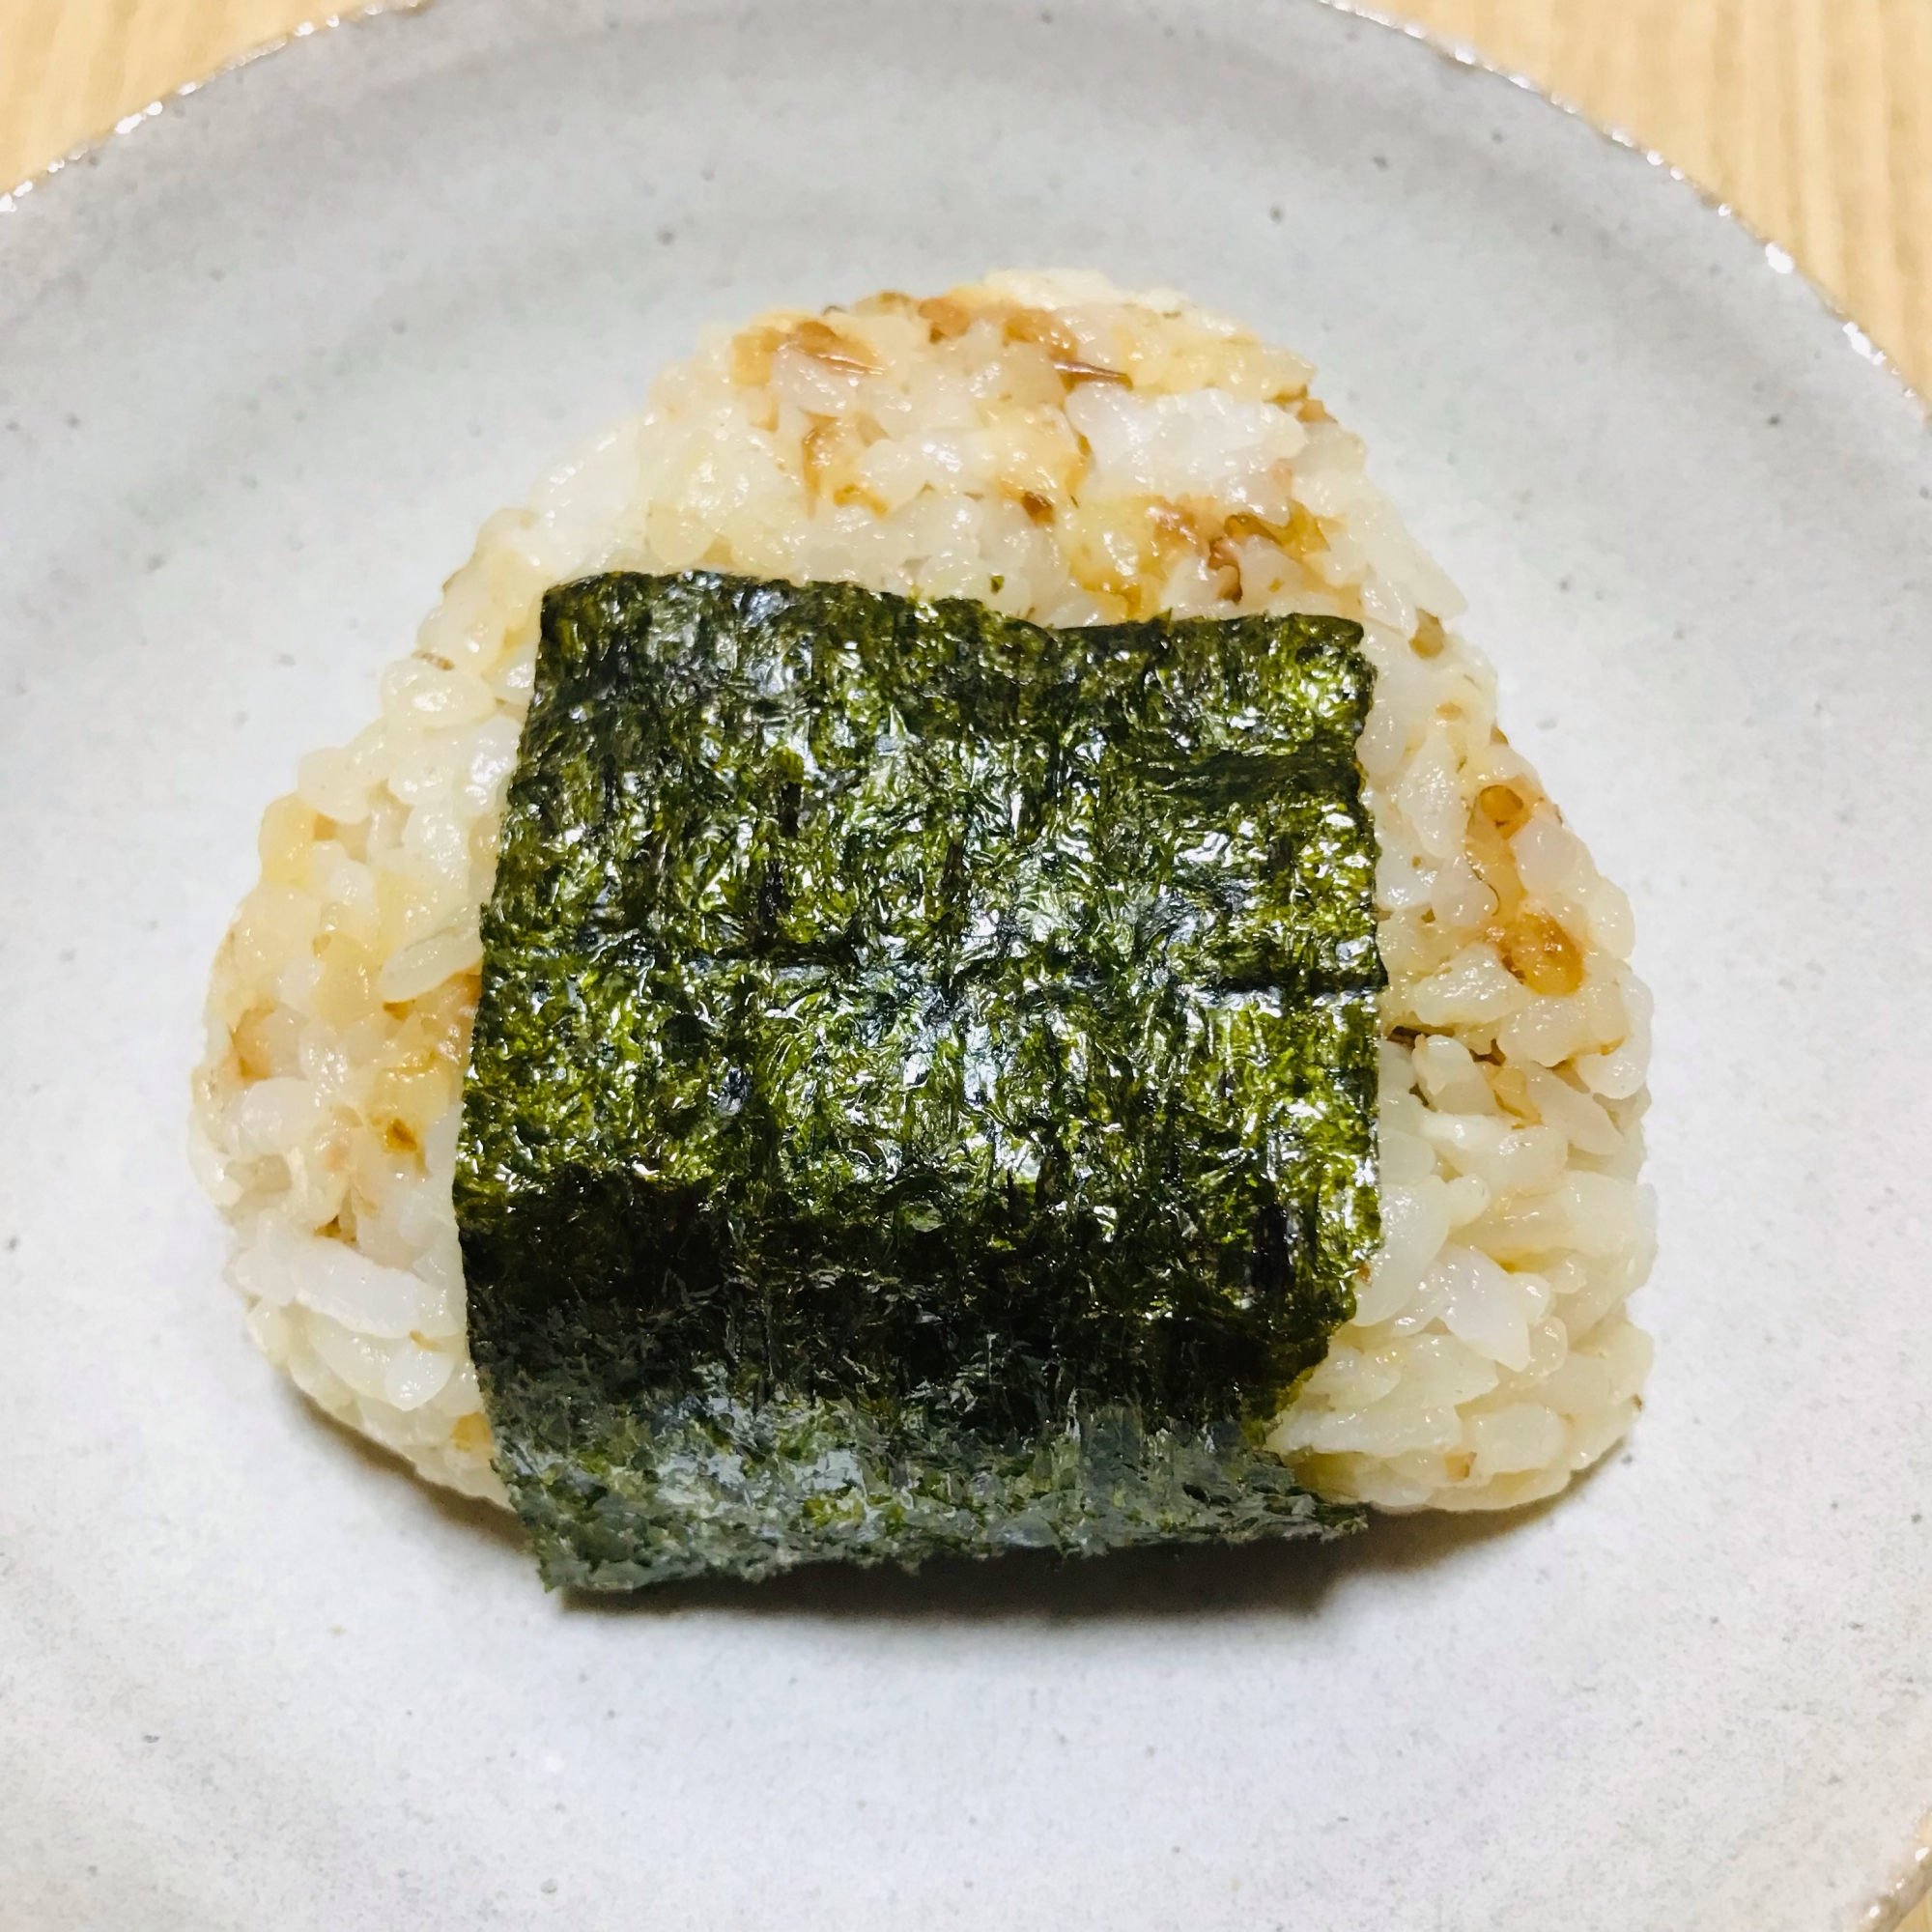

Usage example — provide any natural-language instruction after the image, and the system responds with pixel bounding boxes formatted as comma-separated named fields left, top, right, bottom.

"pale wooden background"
left=3, top=0, right=1928, bottom=396
left=5, top=0, right=1929, bottom=1921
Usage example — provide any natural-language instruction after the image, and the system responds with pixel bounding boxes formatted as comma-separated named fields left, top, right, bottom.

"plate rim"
left=3, top=1, right=1928, bottom=1923
left=3, top=0, right=1925, bottom=426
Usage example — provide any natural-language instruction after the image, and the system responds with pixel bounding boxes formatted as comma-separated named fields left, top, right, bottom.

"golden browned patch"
left=918, top=294, right=975, bottom=341
left=327, top=814, right=366, bottom=864
left=799, top=418, right=888, bottom=513
left=1145, top=500, right=1207, bottom=546
left=1285, top=501, right=1328, bottom=558
left=1056, top=355, right=1129, bottom=384
left=1412, top=611, right=1448, bottom=659
left=1497, top=907, right=1585, bottom=996
left=790, top=316, right=881, bottom=375
left=1004, top=307, right=1126, bottom=384
left=1059, top=505, right=1148, bottom=616
left=450, top=1411, right=494, bottom=1457
left=232, top=1004, right=284, bottom=1082
left=1221, top=502, right=1328, bottom=563
left=799, top=420, right=838, bottom=501
left=1476, top=781, right=1536, bottom=839
left=1206, top=534, right=1243, bottom=602
left=411, top=971, right=482, bottom=1066
left=1014, top=488, right=1055, bottom=526
left=1296, top=396, right=1333, bottom=424
left=729, top=324, right=784, bottom=387
left=1222, top=509, right=1289, bottom=546
left=365, top=1048, right=457, bottom=1148
left=1060, top=497, right=1220, bottom=615
left=850, top=290, right=919, bottom=318
left=1464, top=810, right=1525, bottom=923
left=1002, top=308, right=1062, bottom=349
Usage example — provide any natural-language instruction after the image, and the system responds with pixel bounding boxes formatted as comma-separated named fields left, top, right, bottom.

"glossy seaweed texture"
left=456, top=573, right=1383, bottom=1588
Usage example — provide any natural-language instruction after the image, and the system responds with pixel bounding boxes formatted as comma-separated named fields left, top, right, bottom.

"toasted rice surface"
left=191, top=270, right=1654, bottom=1514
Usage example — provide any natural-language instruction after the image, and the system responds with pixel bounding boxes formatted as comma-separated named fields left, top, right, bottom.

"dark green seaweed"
left=456, top=572, right=1383, bottom=1589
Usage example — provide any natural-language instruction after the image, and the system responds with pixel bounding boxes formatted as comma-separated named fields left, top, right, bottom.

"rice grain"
left=191, top=271, right=1655, bottom=1514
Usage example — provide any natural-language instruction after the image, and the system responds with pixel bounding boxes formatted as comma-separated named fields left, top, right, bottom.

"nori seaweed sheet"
left=456, top=572, right=1383, bottom=1589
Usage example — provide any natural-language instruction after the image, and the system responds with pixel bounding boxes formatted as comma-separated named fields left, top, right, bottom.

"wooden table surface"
left=4, top=0, right=1929, bottom=1923
left=4, top=0, right=1928, bottom=397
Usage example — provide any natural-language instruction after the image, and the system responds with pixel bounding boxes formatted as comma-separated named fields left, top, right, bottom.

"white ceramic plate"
left=4, top=3, right=1929, bottom=1925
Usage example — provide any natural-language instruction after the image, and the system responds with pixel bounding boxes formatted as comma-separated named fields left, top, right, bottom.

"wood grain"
left=2, top=0, right=1928, bottom=397
left=1398, top=0, right=1931, bottom=395
left=2, top=0, right=1928, bottom=1921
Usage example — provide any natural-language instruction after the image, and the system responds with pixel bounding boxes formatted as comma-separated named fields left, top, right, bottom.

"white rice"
left=190, top=270, right=1654, bottom=1516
